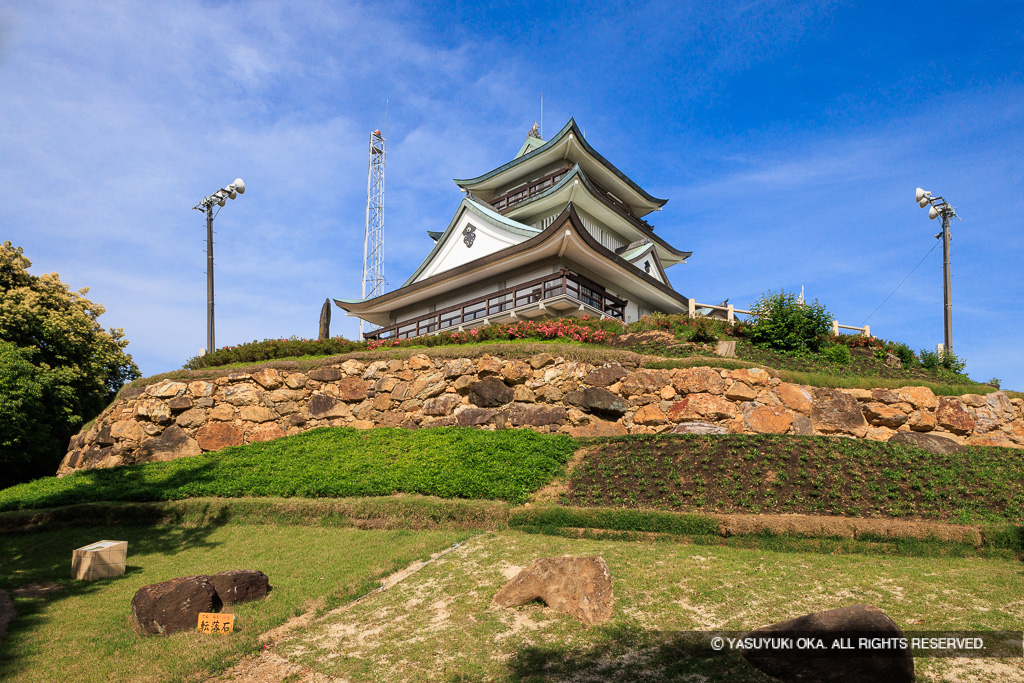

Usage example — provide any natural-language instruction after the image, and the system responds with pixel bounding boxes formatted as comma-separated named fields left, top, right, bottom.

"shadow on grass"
left=449, top=625, right=775, bottom=682
left=0, top=458, right=225, bottom=513
left=0, top=521, right=223, bottom=680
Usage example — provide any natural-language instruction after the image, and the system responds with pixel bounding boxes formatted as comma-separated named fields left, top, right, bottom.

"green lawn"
left=0, top=524, right=470, bottom=682
left=0, top=427, right=577, bottom=512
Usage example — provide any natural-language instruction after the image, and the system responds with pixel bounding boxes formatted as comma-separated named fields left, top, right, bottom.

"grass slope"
left=0, top=427, right=576, bottom=512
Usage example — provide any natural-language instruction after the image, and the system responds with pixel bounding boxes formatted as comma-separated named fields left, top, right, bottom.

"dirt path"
left=206, top=538, right=477, bottom=682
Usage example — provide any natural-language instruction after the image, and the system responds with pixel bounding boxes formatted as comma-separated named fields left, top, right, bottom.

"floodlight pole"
left=940, top=210, right=952, bottom=355
left=915, top=188, right=956, bottom=355
left=205, top=204, right=216, bottom=355
left=194, top=179, right=246, bottom=354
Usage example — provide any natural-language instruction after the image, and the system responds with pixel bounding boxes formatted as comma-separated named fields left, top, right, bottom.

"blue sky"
left=2, top=1, right=1022, bottom=389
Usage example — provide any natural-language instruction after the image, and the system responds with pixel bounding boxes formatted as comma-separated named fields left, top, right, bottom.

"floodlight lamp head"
left=928, top=205, right=939, bottom=220
left=916, top=187, right=931, bottom=202
left=232, top=178, right=245, bottom=195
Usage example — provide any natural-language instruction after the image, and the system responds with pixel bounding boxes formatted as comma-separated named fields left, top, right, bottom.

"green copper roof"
left=453, top=119, right=668, bottom=208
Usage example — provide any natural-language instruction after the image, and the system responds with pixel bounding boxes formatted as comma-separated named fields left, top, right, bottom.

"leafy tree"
left=0, top=242, right=140, bottom=488
left=748, top=289, right=833, bottom=353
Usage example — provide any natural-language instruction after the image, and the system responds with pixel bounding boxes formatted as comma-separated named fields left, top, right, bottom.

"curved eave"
left=453, top=119, right=668, bottom=216
left=335, top=203, right=690, bottom=325
left=401, top=198, right=540, bottom=287
left=505, top=165, right=692, bottom=266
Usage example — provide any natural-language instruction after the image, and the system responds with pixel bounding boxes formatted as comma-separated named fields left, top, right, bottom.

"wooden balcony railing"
left=490, top=165, right=572, bottom=212
left=364, top=269, right=626, bottom=340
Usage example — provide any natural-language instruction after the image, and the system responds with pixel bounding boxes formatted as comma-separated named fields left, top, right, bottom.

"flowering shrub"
left=366, top=317, right=619, bottom=350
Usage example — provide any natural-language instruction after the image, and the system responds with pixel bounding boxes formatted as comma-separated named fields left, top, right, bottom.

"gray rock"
left=742, top=604, right=914, bottom=683
left=888, top=431, right=964, bottom=454
left=585, top=365, right=628, bottom=387
left=566, top=387, right=628, bottom=417
left=508, top=404, right=567, bottom=427
left=469, top=377, right=514, bottom=407
left=135, top=425, right=201, bottom=463
left=307, top=367, right=343, bottom=381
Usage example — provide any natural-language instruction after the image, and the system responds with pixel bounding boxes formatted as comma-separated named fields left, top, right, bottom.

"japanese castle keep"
left=335, top=120, right=693, bottom=339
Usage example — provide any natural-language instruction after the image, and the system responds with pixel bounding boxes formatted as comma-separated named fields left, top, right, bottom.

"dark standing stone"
left=209, top=570, right=270, bottom=605
left=888, top=431, right=964, bottom=455
left=469, top=377, right=514, bottom=407
left=319, top=298, right=332, bottom=341
left=131, top=576, right=219, bottom=636
left=742, top=604, right=914, bottom=683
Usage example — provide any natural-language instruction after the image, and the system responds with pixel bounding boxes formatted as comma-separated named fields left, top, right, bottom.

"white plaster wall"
left=413, top=212, right=528, bottom=284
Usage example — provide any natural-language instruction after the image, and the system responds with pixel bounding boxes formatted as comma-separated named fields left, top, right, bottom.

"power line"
left=861, top=237, right=941, bottom=326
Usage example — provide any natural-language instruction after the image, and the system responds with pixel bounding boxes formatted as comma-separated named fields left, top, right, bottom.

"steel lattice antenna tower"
left=361, top=129, right=386, bottom=337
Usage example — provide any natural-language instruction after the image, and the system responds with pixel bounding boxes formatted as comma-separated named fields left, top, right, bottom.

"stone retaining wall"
left=59, top=353, right=1024, bottom=476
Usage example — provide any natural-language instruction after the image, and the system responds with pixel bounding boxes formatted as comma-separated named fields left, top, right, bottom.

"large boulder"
left=742, top=604, right=914, bottom=683
left=888, top=431, right=963, bottom=454
left=209, top=570, right=270, bottom=605
left=936, top=398, right=976, bottom=435
left=131, top=576, right=219, bottom=636
left=493, top=556, right=614, bottom=626
left=810, top=388, right=869, bottom=437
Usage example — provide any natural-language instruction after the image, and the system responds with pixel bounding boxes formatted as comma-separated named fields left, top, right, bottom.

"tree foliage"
left=748, top=289, right=833, bottom=353
left=0, top=242, right=140, bottom=488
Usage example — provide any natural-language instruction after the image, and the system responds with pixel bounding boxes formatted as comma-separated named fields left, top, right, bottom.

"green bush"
left=822, top=344, right=851, bottom=365
left=747, top=290, right=833, bottom=353
left=688, top=317, right=719, bottom=344
left=893, top=343, right=917, bottom=367
left=919, top=348, right=967, bottom=374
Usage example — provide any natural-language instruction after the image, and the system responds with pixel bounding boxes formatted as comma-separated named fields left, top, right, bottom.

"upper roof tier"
left=453, top=119, right=668, bottom=219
